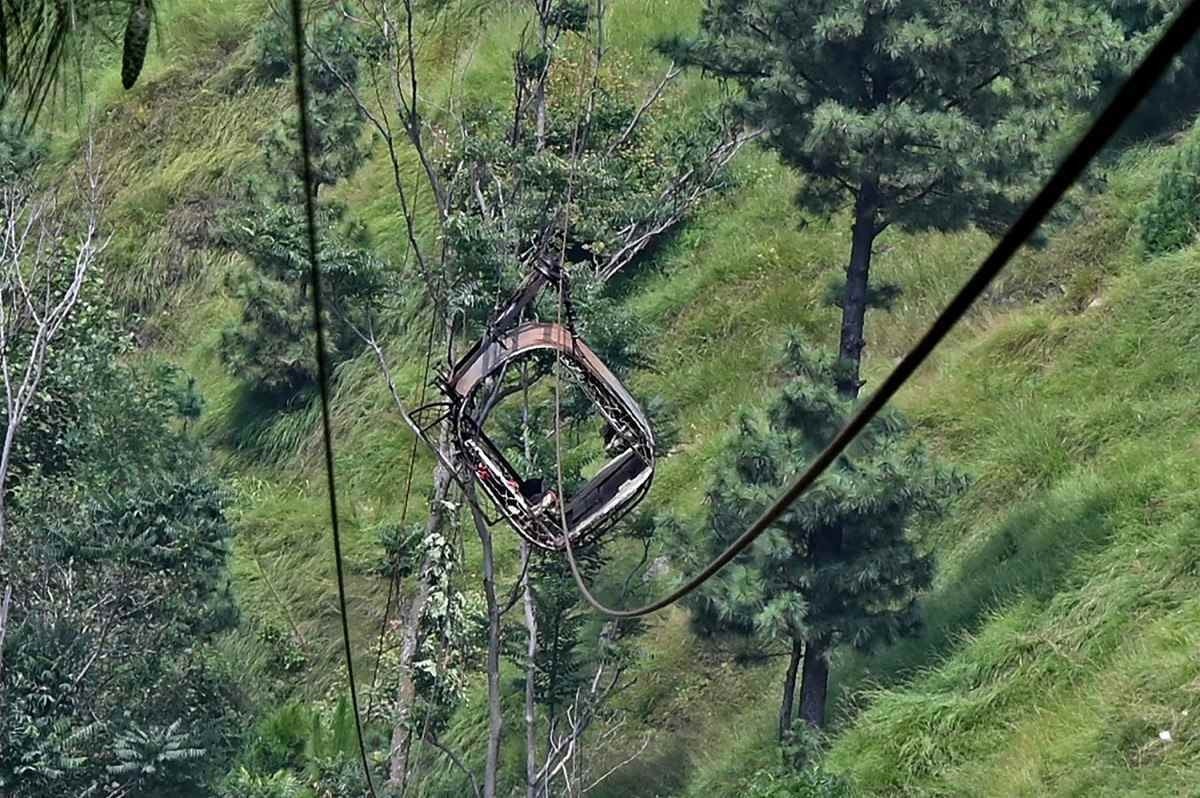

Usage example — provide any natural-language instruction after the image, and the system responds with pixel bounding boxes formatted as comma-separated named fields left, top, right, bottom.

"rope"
left=286, top=1, right=379, bottom=793
left=556, top=0, right=1200, bottom=618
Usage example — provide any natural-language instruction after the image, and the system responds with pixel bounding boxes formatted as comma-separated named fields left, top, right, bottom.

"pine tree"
left=218, top=8, right=387, bottom=405
left=665, top=0, right=1121, bottom=395
left=667, top=0, right=1116, bottom=731
left=692, top=336, right=964, bottom=732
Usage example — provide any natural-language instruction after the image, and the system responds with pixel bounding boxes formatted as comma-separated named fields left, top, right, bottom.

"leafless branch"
left=597, top=126, right=763, bottom=281
left=606, top=63, right=682, bottom=157
left=0, top=133, right=106, bottom=555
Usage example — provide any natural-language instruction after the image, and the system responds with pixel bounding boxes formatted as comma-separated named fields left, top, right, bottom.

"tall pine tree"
left=692, top=337, right=964, bottom=732
left=218, top=8, right=387, bottom=405
left=665, top=0, right=1120, bottom=395
left=668, top=0, right=1118, bottom=730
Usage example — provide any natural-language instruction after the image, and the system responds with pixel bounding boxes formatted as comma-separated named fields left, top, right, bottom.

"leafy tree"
left=295, top=0, right=743, bottom=789
left=665, top=0, right=1121, bottom=396
left=691, top=337, right=963, bottom=732
left=0, top=311, right=244, bottom=796
left=1082, top=0, right=1200, bottom=140
left=219, top=205, right=390, bottom=402
left=666, top=0, right=1113, bottom=736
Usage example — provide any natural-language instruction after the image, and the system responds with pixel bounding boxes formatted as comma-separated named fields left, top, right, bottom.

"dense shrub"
left=0, top=331, right=244, bottom=796
left=1140, top=124, right=1200, bottom=255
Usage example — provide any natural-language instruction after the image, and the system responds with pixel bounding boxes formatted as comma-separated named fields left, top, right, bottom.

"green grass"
left=818, top=250, right=1200, bottom=797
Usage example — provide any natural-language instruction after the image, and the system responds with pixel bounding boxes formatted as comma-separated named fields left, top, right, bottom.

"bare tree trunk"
left=387, top=568, right=433, bottom=788
left=798, top=644, right=829, bottom=730
left=0, top=140, right=104, bottom=711
left=533, top=0, right=550, bottom=152
left=0, top=423, right=14, bottom=552
left=0, top=585, right=11, bottom=684
left=522, top=543, right=540, bottom=798
left=468, top=490, right=503, bottom=798
left=778, top=639, right=802, bottom=740
left=388, top=430, right=455, bottom=790
left=836, top=180, right=880, bottom=399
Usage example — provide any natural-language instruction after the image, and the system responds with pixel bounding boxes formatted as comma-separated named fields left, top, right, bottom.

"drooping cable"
left=557, top=0, right=1200, bottom=618
left=286, top=0, right=379, bottom=793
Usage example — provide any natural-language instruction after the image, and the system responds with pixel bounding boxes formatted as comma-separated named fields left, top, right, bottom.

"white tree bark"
left=0, top=138, right=106, bottom=687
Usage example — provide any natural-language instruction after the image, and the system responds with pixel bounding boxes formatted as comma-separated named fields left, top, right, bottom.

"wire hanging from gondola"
left=436, top=260, right=657, bottom=552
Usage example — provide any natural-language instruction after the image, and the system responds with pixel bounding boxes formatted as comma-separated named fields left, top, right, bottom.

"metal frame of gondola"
left=437, top=263, right=657, bottom=551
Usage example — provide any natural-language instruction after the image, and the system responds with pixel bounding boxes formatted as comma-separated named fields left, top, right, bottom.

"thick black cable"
left=560, top=0, right=1200, bottom=618
left=286, top=1, right=379, bottom=794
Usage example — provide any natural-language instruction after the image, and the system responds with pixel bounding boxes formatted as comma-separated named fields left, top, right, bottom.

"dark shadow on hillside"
left=222, top=381, right=316, bottom=460
left=826, top=480, right=1122, bottom=727
left=602, top=226, right=685, bottom=301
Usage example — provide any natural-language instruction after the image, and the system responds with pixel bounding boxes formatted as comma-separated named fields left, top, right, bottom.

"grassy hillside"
left=42, top=0, right=1200, bottom=794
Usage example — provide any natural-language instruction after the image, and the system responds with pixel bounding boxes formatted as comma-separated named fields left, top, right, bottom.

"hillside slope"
left=48, top=0, right=1200, bottom=794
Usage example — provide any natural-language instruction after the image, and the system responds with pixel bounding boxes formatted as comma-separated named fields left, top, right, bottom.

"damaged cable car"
left=439, top=267, right=655, bottom=552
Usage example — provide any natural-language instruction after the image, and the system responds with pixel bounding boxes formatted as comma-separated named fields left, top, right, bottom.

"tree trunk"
left=798, top=642, right=829, bottom=729
left=837, top=181, right=880, bottom=399
left=0, top=584, right=11, bottom=685
left=1, top=419, right=16, bottom=554
left=778, top=639, right=802, bottom=740
left=468, top=491, right=503, bottom=798
left=522, top=544, right=540, bottom=798
left=534, top=0, right=549, bottom=152
left=387, top=431, right=455, bottom=790
left=793, top=178, right=881, bottom=732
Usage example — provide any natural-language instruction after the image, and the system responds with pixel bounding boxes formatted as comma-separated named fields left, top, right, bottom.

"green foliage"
left=258, top=623, right=309, bottom=673
left=1139, top=122, right=1200, bottom=255
left=219, top=6, right=388, bottom=406
left=0, top=115, right=45, bottom=177
left=221, top=766, right=307, bottom=798
left=691, top=336, right=963, bottom=653
left=219, top=204, right=391, bottom=403
left=744, top=766, right=853, bottom=798
left=242, top=703, right=312, bottom=775
left=1081, top=0, right=1200, bottom=141
left=372, top=521, right=426, bottom=578
left=523, top=552, right=600, bottom=711
left=251, top=6, right=376, bottom=191
left=1, top=300, right=243, bottom=795
left=436, top=46, right=732, bottom=356
left=665, top=0, right=1120, bottom=235
left=107, top=720, right=207, bottom=786
left=0, top=0, right=134, bottom=123
left=228, top=697, right=372, bottom=798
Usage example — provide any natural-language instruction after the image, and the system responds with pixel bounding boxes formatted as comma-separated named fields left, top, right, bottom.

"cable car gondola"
left=439, top=267, right=655, bottom=551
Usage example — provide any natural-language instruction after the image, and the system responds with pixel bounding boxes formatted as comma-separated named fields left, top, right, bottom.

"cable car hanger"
left=437, top=259, right=657, bottom=552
